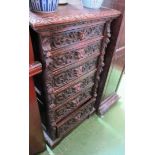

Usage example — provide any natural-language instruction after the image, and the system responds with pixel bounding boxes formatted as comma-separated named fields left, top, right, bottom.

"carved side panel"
left=57, top=99, right=95, bottom=137
left=92, top=21, right=112, bottom=97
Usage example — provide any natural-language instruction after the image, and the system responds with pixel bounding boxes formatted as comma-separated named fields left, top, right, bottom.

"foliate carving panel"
left=30, top=9, right=120, bottom=31
left=57, top=99, right=95, bottom=137
left=52, top=58, right=98, bottom=89
left=92, top=21, right=112, bottom=98
left=50, top=24, right=104, bottom=49
left=45, top=41, right=101, bottom=71
left=54, top=88, right=93, bottom=122
left=55, top=75, right=95, bottom=105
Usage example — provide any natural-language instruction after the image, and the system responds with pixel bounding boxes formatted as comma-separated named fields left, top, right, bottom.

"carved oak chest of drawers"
left=29, top=3, right=120, bottom=141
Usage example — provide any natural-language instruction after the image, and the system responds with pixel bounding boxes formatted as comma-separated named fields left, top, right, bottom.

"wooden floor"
left=39, top=76, right=125, bottom=155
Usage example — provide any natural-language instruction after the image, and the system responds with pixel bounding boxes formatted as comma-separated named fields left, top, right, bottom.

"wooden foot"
left=98, top=93, right=119, bottom=116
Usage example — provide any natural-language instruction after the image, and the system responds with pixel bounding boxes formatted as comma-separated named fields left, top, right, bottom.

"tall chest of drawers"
left=30, top=3, right=120, bottom=142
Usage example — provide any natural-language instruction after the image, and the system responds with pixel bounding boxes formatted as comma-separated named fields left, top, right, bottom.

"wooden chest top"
left=29, top=4, right=121, bottom=31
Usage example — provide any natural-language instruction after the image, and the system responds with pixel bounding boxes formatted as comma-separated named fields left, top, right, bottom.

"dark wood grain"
left=30, top=2, right=120, bottom=143
left=29, top=35, right=46, bottom=155
left=29, top=61, right=42, bottom=77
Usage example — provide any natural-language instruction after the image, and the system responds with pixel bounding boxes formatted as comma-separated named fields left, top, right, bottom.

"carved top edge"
left=29, top=4, right=121, bottom=31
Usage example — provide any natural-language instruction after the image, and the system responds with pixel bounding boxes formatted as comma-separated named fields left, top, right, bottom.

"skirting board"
left=98, top=93, right=120, bottom=115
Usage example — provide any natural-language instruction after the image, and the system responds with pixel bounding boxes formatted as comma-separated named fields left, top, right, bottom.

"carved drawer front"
left=47, top=57, right=98, bottom=89
left=51, top=57, right=98, bottom=89
left=54, top=87, right=93, bottom=123
left=56, top=98, right=96, bottom=137
left=54, top=74, right=95, bottom=106
left=49, top=24, right=104, bottom=49
left=46, top=41, right=101, bottom=71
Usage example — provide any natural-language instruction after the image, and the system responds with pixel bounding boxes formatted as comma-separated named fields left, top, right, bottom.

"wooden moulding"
left=29, top=61, right=42, bottom=77
left=98, top=93, right=120, bottom=115
left=29, top=6, right=121, bottom=31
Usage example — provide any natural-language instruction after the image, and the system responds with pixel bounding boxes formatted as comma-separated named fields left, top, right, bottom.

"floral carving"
left=29, top=4, right=121, bottom=141
left=55, top=75, right=95, bottom=105
left=44, top=42, right=101, bottom=71
left=37, top=19, right=112, bottom=140
left=52, top=58, right=98, bottom=88
left=93, top=21, right=112, bottom=97
left=54, top=88, right=93, bottom=122
left=50, top=24, right=104, bottom=49
left=57, top=99, right=95, bottom=137
left=29, top=10, right=120, bottom=31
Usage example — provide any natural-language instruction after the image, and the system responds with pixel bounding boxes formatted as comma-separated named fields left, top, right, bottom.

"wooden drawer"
left=54, top=73, right=95, bottom=105
left=47, top=23, right=104, bottom=49
left=49, top=56, right=98, bottom=90
left=56, top=98, right=96, bottom=138
left=53, top=87, right=93, bottom=123
left=45, top=40, right=102, bottom=72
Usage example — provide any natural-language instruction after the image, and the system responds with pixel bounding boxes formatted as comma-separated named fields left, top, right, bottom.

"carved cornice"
left=29, top=9, right=120, bottom=31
